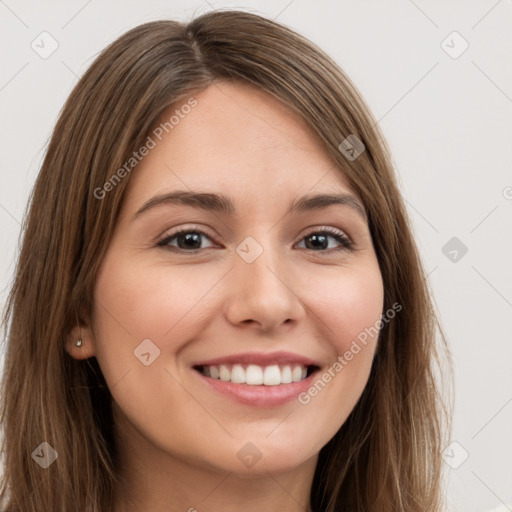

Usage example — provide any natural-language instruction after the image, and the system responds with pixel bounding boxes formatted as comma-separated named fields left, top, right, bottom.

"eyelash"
left=156, top=226, right=353, bottom=253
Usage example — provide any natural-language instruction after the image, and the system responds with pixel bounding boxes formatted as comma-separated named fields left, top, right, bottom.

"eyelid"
left=301, top=225, right=350, bottom=239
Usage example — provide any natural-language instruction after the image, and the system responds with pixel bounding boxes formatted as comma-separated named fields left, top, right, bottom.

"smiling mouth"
left=193, top=363, right=320, bottom=386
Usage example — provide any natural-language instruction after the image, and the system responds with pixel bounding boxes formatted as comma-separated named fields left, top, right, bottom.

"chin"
left=204, top=437, right=319, bottom=477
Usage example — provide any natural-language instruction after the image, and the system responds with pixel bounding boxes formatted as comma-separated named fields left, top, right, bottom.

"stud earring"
left=76, top=338, right=82, bottom=348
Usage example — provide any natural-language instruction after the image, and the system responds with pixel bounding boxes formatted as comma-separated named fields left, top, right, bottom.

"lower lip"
left=193, top=369, right=318, bottom=407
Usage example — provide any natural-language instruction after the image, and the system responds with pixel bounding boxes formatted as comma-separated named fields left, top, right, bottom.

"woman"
left=0, top=10, right=449, bottom=512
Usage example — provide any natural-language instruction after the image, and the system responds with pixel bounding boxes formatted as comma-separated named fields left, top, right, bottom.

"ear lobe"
left=65, top=324, right=96, bottom=360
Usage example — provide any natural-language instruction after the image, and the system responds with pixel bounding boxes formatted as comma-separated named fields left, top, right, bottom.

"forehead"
left=123, top=80, right=357, bottom=209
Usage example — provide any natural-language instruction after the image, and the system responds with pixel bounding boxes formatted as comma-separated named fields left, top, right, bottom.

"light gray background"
left=1, top=1, right=511, bottom=511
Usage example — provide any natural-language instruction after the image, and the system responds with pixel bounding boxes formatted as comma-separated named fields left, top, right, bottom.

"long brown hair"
left=0, top=10, right=450, bottom=511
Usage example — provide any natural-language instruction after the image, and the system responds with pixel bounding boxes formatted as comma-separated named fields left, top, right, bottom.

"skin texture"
left=66, top=80, right=384, bottom=512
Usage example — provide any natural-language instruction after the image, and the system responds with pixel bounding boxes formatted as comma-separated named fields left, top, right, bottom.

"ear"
left=65, top=320, right=96, bottom=360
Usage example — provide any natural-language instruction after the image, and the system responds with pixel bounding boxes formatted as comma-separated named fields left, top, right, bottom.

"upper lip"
left=192, top=351, right=320, bottom=368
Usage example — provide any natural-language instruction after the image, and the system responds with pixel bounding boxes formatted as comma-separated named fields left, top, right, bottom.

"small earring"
left=76, top=338, right=82, bottom=348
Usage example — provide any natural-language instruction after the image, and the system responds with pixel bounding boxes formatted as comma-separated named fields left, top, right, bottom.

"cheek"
left=90, top=254, right=221, bottom=442
left=292, top=260, right=384, bottom=433
left=303, top=259, right=384, bottom=355
left=92, top=254, right=220, bottom=350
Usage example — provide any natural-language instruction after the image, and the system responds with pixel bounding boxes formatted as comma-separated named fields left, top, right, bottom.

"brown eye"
left=297, top=229, right=353, bottom=252
left=157, top=229, right=216, bottom=251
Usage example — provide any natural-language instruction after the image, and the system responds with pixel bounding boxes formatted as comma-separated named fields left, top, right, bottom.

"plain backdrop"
left=1, top=1, right=511, bottom=511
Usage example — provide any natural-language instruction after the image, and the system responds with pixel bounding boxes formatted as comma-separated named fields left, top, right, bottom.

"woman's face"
left=76, top=81, right=384, bottom=476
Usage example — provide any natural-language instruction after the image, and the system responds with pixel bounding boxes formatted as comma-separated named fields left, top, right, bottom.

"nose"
left=223, top=238, right=305, bottom=333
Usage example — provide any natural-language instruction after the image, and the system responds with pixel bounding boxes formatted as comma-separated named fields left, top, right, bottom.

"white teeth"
left=230, top=364, right=245, bottom=384
left=245, top=365, right=263, bottom=385
left=219, top=364, right=230, bottom=382
left=281, top=365, right=292, bottom=384
left=200, top=363, right=311, bottom=385
left=263, top=365, right=281, bottom=386
left=292, top=365, right=303, bottom=382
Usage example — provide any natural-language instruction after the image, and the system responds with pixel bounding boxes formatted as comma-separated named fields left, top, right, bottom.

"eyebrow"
left=133, top=190, right=367, bottom=221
